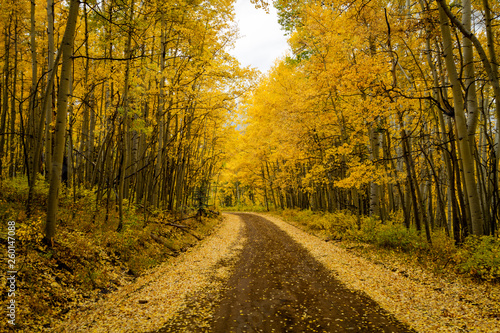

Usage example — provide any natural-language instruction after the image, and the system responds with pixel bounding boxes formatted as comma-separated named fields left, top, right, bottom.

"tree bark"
left=9, top=18, right=18, bottom=177
left=117, top=0, right=135, bottom=232
left=369, top=128, right=380, bottom=217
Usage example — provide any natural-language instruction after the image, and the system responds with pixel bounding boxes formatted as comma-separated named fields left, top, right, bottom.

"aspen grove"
left=0, top=0, right=251, bottom=245
left=222, top=0, right=500, bottom=243
left=1, top=0, right=500, bottom=330
left=0, top=0, right=499, bottom=269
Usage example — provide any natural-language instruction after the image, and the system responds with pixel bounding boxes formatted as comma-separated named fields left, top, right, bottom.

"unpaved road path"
left=159, top=213, right=414, bottom=332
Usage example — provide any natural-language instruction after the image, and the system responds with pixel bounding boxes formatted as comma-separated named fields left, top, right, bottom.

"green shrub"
left=1, top=175, right=49, bottom=206
left=293, top=209, right=315, bottom=225
left=278, top=209, right=360, bottom=240
left=458, top=236, right=500, bottom=281
left=320, top=212, right=357, bottom=240
left=375, top=223, right=425, bottom=252
left=429, top=230, right=457, bottom=260
left=357, top=216, right=382, bottom=243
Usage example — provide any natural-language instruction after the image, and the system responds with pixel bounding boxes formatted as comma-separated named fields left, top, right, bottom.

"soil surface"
left=158, top=213, right=415, bottom=332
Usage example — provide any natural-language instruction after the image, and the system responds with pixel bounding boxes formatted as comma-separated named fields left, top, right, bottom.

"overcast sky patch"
left=230, top=0, right=290, bottom=72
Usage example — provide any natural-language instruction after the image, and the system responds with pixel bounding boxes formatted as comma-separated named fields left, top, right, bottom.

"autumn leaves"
left=0, top=0, right=251, bottom=243
left=1, top=0, right=499, bottom=257
left=223, top=0, right=500, bottom=241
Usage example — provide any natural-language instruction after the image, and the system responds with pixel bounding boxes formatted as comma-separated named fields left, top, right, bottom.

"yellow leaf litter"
left=55, top=214, right=246, bottom=333
left=259, top=213, right=500, bottom=333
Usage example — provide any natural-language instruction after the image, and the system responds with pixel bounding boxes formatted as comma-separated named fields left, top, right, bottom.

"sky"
left=229, top=0, right=290, bottom=73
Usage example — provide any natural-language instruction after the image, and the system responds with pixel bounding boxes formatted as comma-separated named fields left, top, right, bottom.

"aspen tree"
left=8, top=17, right=17, bottom=178
left=437, top=0, right=484, bottom=235
left=117, top=0, right=135, bottom=232
left=0, top=17, right=10, bottom=177
left=45, top=0, right=80, bottom=245
left=27, top=0, right=40, bottom=214
left=45, top=0, right=55, bottom=182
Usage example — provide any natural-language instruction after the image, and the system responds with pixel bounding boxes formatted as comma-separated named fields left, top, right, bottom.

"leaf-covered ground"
left=54, top=212, right=499, bottom=332
left=259, top=213, right=500, bottom=332
left=55, top=214, right=246, bottom=332
left=0, top=177, right=224, bottom=332
left=160, top=212, right=413, bottom=332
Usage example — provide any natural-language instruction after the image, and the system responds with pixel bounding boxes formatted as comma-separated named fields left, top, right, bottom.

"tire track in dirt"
left=159, top=213, right=414, bottom=332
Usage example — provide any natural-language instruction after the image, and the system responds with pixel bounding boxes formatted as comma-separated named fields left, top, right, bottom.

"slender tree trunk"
left=462, top=0, right=480, bottom=136
left=398, top=111, right=422, bottom=232
left=423, top=148, right=449, bottom=235
left=369, top=128, right=380, bottom=217
left=80, top=4, right=90, bottom=183
left=29, top=0, right=38, bottom=180
left=482, top=0, right=499, bottom=233
left=27, top=0, right=40, bottom=213
left=0, top=20, right=11, bottom=178
left=9, top=18, right=18, bottom=177
left=45, top=0, right=55, bottom=182
left=45, top=0, right=80, bottom=245
left=266, top=161, right=277, bottom=210
left=67, top=74, right=74, bottom=189
left=117, top=0, right=135, bottom=232
left=154, top=18, right=166, bottom=208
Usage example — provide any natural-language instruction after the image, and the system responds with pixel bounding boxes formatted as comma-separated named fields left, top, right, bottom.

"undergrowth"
left=0, top=176, right=222, bottom=332
left=222, top=204, right=268, bottom=212
left=273, top=209, right=500, bottom=282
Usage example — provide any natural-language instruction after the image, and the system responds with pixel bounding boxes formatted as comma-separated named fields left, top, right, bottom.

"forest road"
left=157, top=213, right=415, bottom=333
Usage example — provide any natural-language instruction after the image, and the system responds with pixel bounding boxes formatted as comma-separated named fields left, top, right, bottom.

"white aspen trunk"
left=67, top=72, right=74, bottom=188
left=369, top=128, right=380, bottom=217
left=79, top=4, right=90, bottom=183
left=437, top=0, right=500, bottom=194
left=463, top=0, right=480, bottom=135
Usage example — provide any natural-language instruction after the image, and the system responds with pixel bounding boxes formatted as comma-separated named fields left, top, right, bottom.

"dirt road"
left=158, top=213, right=414, bottom=332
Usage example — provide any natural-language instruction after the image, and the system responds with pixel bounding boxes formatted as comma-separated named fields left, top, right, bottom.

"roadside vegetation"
left=268, top=209, right=500, bottom=283
left=223, top=204, right=500, bottom=283
left=0, top=177, right=221, bottom=332
left=223, top=200, right=499, bottom=283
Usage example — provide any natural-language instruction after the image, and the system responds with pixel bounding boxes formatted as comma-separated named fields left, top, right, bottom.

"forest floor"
left=55, top=212, right=500, bottom=332
left=0, top=177, right=224, bottom=332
